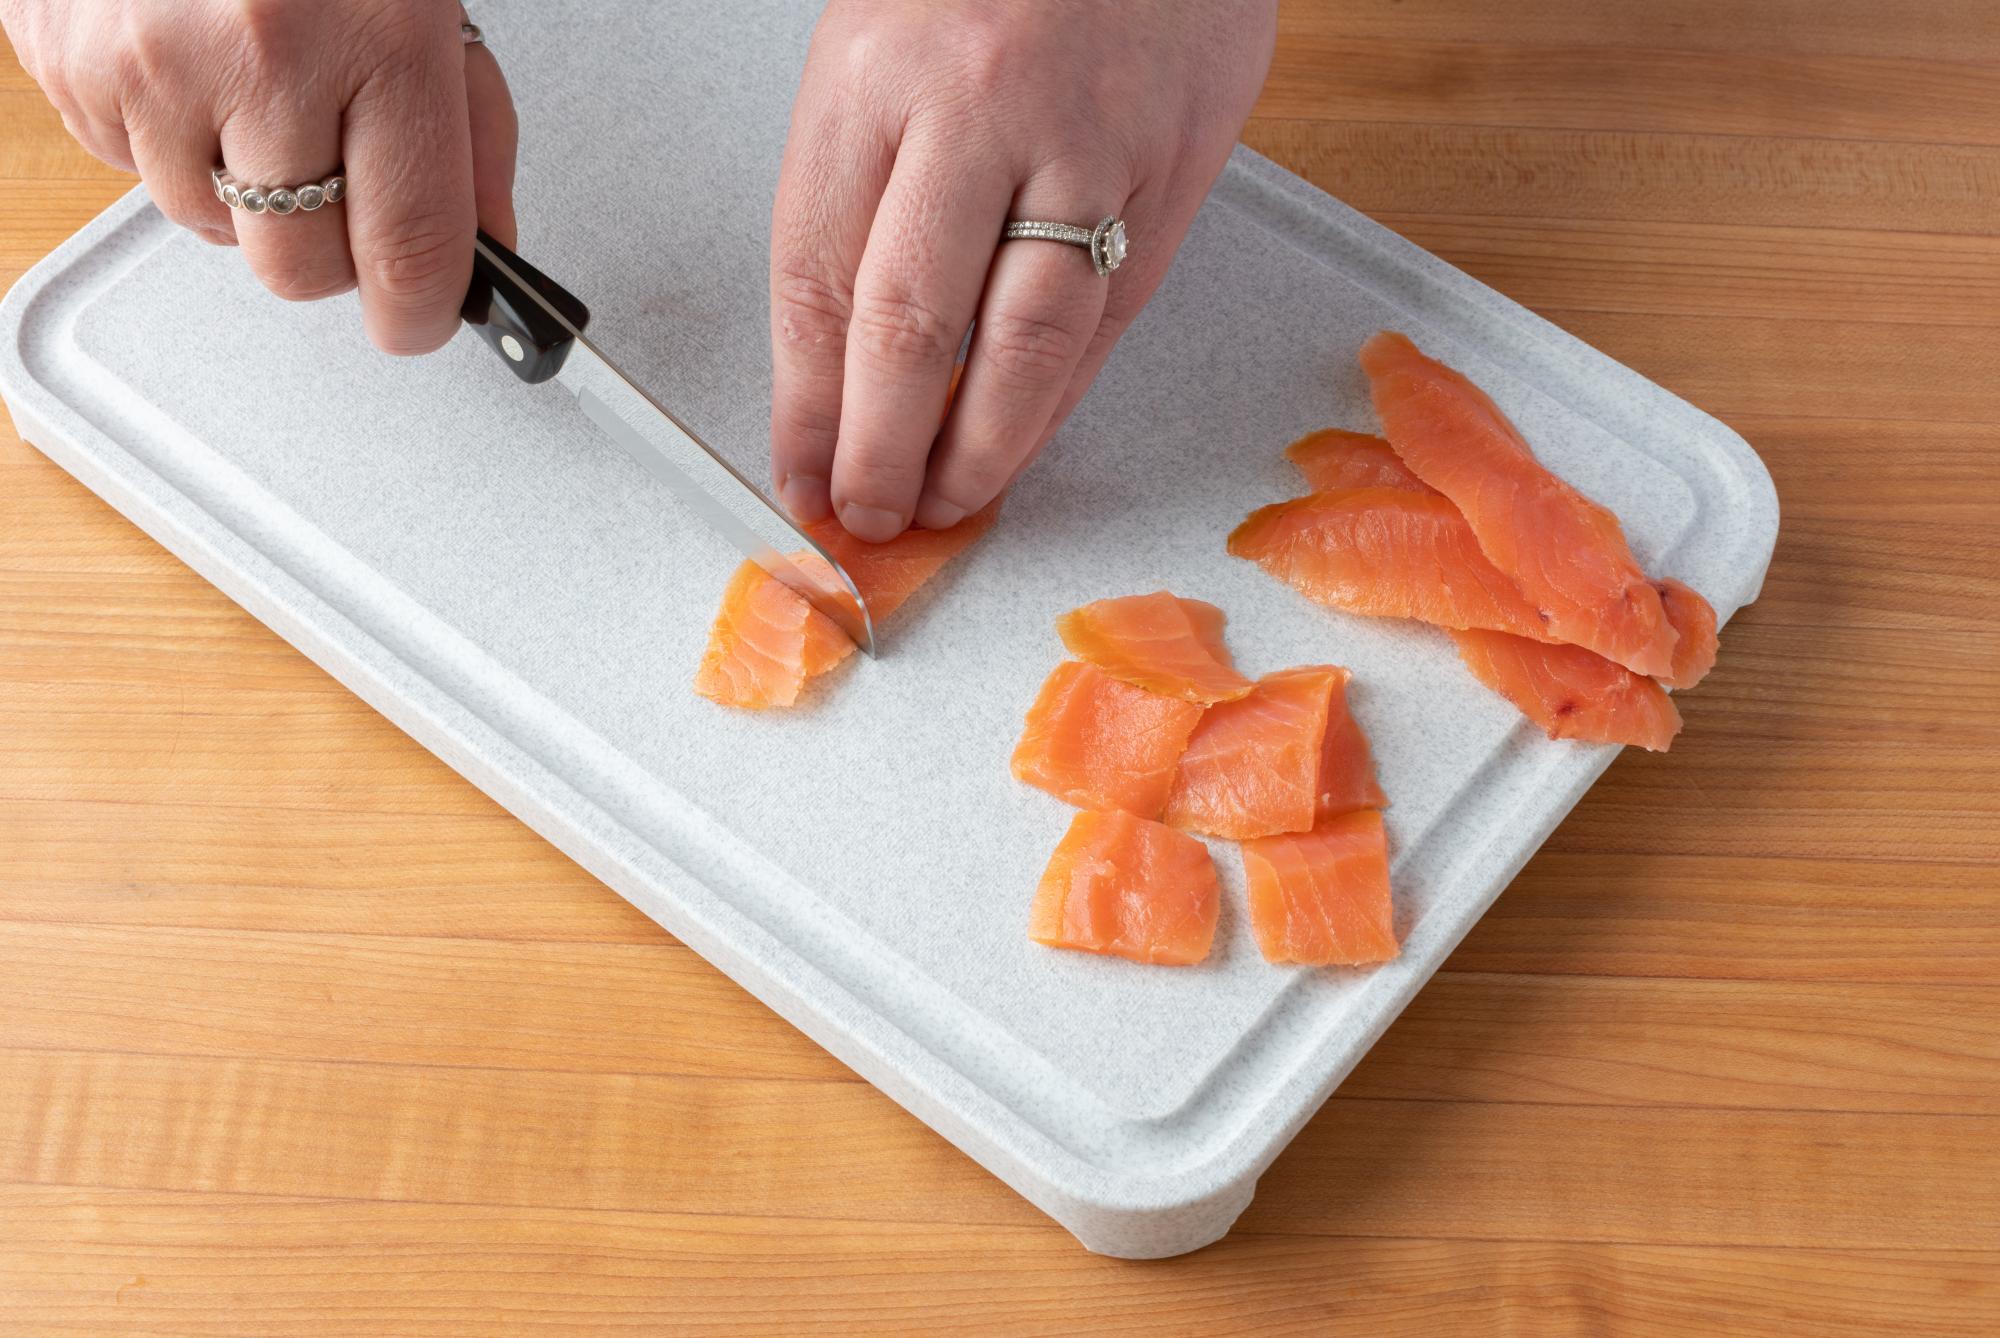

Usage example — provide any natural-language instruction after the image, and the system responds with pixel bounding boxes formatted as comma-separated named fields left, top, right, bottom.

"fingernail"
left=913, top=497, right=965, bottom=531
left=838, top=503, right=907, bottom=544
left=778, top=474, right=831, bottom=523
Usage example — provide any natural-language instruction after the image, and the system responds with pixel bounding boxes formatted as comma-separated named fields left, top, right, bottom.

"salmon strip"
left=693, top=503, right=998, bottom=710
left=1317, top=669, right=1388, bottom=817
left=1228, top=488, right=1556, bottom=641
left=1654, top=577, right=1719, bottom=690
left=1056, top=591, right=1254, bottom=704
left=1242, top=810, right=1398, bottom=967
left=1451, top=628, right=1682, bottom=751
left=1359, top=331, right=1677, bottom=678
left=1011, top=661, right=1206, bottom=817
left=802, top=501, right=1000, bottom=623
left=1286, top=429, right=1439, bottom=495
left=1162, top=667, right=1337, bottom=839
left=693, top=558, right=849, bottom=710
left=1028, top=809, right=1219, bottom=965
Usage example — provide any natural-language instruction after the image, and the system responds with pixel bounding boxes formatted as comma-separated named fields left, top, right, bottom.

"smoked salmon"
left=1056, top=591, right=1254, bottom=704
left=1011, top=660, right=1207, bottom=817
left=1286, top=429, right=1438, bottom=495
left=1162, top=667, right=1337, bottom=839
left=693, top=503, right=997, bottom=710
left=1242, top=810, right=1398, bottom=967
left=1029, top=809, right=1219, bottom=965
left=1227, top=488, right=1555, bottom=642
left=693, top=557, right=855, bottom=710
left=1316, top=670, right=1388, bottom=817
left=1359, top=331, right=1678, bottom=679
left=1654, top=577, right=1719, bottom=691
left=1451, top=627, right=1682, bottom=751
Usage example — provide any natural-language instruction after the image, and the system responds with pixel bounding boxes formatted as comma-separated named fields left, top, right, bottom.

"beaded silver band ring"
left=211, top=168, right=346, bottom=216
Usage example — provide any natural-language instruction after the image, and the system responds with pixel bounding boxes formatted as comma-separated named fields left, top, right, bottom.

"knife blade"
left=459, top=231, right=877, bottom=656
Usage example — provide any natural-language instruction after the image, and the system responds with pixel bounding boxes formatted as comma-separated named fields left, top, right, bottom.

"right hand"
left=0, top=0, right=518, bottom=355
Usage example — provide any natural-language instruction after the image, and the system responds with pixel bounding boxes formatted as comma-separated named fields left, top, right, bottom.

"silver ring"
left=460, top=22, right=484, bottom=45
left=1002, top=215, right=1128, bottom=277
left=212, top=168, right=346, bottom=215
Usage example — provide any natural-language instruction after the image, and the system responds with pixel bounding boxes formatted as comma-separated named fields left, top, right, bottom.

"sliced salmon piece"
left=1317, top=669, right=1388, bottom=817
left=802, top=499, right=1000, bottom=623
left=1029, top=809, right=1219, bottom=965
left=1011, top=661, right=1206, bottom=817
left=693, top=560, right=841, bottom=710
left=1242, top=810, right=1398, bottom=967
left=694, top=503, right=997, bottom=709
left=1286, top=429, right=1438, bottom=495
left=1162, top=667, right=1337, bottom=839
left=1228, top=488, right=1555, bottom=641
left=1451, top=627, right=1682, bottom=751
left=1359, top=331, right=1677, bottom=679
left=1056, top=591, right=1254, bottom=704
left=1654, top=577, right=1719, bottom=690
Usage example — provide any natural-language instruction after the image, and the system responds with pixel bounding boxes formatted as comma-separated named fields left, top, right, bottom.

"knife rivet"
left=500, top=334, right=525, bottom=362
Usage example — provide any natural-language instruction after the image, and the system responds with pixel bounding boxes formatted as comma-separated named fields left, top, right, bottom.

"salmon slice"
left=1228, top=488, right=1555, bottom=641
left=1317, top=669, right=1388, bottom=817
left=1451, top=627, right=1682, bottom=751
left=1011, top=661, right=1207, bottom=817
left=802, top=500, right=1000, bottom=623
left=1359, top=331, right=1677, bottom=678
left=693, top=503, right=997, bottom=710
left=1162, top=667, right=1337, bottom=839
left=1056, top=591, right=1254, bottom=704
left=693, top=559, right=849, bottom=710
left=1029, top=809, right=1219, bottom=965
left=1242, top=810, right=1398, bottom=967
left=1654, top=577, right=1719, bottom=690
left=1286, top=429, right=1438, bottom=495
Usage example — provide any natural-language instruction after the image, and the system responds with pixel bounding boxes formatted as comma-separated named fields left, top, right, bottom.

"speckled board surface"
left=0, top=0, right=1777, bottom=1257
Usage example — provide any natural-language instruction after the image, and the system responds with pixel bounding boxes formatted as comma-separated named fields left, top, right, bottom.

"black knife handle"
left=460, top=230, right=591, bottom=384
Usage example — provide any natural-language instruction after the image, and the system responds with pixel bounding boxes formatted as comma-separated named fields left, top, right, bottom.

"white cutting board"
left=0, top=0, right=1777, bottom=1257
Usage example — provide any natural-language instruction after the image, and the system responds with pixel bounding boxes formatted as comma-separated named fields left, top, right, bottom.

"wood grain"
left=3, top=3, right=1998, bottom=1332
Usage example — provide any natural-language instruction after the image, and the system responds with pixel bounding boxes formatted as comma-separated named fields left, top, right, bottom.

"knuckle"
left=771, top=260, right=852, bottom=356
left=260, top=254, right=356, bottom=304
left=835, top=444, right=924, bottom=504
left=773, top=394, right=842, bottom=452
left=926, top=460, right=1007, bottom=514
left=980, top=307, right=1090, bottom=384
left=363, top=211, right=470, bottom=302
left=231, top=0, right=302, bottom=72
left=848, top=290, right=959, bottom=378
left=945, top=22, right=1016, bottom=103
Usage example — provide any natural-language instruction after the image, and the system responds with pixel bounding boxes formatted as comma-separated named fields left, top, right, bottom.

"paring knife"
left=458, top=230, right=877, bottom=656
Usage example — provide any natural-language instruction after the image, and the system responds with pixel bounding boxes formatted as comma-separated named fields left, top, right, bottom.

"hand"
left=0, top=0, right=517, bottom=355
left=769, top=0, right=1277, bottom=540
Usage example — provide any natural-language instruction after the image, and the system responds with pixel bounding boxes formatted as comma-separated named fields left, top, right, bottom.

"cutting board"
left=0, top=0, right=1777, bottom=1257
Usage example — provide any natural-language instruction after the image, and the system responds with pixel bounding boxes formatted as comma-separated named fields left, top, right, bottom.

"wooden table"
left=3, top=4, right=1996, bottom=1332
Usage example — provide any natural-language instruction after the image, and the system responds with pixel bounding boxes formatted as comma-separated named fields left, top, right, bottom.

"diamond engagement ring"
left=1002, top=216, right=1129, bottom=277
left=211, top=168, right=346, bottom=216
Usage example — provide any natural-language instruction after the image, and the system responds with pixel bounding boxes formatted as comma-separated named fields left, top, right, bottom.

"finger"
left=128, top=112, right=235, bottom=247
left=341, top=11, right=477, bottom=355
left=55, top=106, right=134, bottom=173
left=830, top=146, right=1012, bottom=541
left=462, top=39, right=518, bottom=248
left=1011, top=178, right=1183, bottom=482
left=911, top=177, right=1116, bottom=530
left=219, top=92, right=355, bottom=302
left=767, top=63, right=896, bottom=523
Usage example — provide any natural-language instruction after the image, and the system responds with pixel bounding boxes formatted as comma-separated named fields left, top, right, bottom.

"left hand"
left=768, top=0, right=1278, bottom=540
